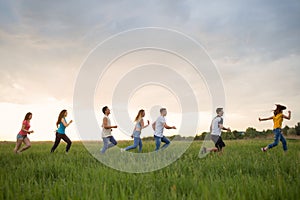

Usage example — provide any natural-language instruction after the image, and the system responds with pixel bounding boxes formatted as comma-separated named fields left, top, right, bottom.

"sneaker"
left=120, top=148, right=126, bottom=152
left=261, top=147, right=266, bottom=152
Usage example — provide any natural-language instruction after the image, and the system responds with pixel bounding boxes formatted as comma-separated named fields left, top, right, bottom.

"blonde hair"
left=134, top=109, right=145, bottom=122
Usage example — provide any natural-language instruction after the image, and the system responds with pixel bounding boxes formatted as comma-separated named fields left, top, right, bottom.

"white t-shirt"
left=154, top=116, right=166, bottom=138
left=211, top=116, right=223, bottom=136
left=102, top=115, right=112, bottom=138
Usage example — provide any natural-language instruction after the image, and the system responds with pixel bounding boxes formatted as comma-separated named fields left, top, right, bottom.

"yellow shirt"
left=273, top=113, right=283, bottom=129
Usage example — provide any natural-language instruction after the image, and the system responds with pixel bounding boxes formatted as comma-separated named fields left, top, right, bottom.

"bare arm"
left=259, top=116, right=273, bottom=121
left=164, top=123, right=176, bottom=129
left=21, top=124, right=34, bottom=133
left=152, top=122, right=156, bottom=131
left=61, top=119, right=73, bottom=127
left=283, top=111, right=291, bottom=120
left=219, top=124, right=230, bottom=132
left=140, top=119, right=150, bottom=129
left=103, top=117, right=117, bottom=129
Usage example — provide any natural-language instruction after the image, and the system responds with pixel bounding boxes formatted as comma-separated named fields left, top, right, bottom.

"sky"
left=0, top=0, right=300, bottom=141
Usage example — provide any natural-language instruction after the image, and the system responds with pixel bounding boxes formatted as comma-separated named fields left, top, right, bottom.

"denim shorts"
left=17, top=133, right=27, bottom=140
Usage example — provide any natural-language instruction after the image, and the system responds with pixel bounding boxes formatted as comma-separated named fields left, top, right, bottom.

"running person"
left=51, top=110, right=73, bottom=153
left=122, top=109, right=149, bottom=153
left=259, top=104, right=291, bottom=152
left=152, top=108, right=176, bottom=151
left=101, top=106, right=118, bottom=154
left=14, top=112, right=34, bottom=154
left=203, top=108, right=231, bottom=154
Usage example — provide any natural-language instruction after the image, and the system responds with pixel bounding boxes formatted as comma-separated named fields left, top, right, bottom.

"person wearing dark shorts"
left=202, top=108, right=231, bottom=154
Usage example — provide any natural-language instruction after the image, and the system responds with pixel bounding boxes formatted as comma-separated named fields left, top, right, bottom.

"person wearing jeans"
left=101, top=106, right=118, bottom=154
left=152, top=108, right=176, bottom=151
left=102, top=136, right=117, bottom=153
left=122, top=109, right=150, bottom=153
left=259, top=104, right=291, bottom=152
left=124, top=136, right=143, bottom=153
left=154, top=135, right=171, bottom=151
left=268, top=128, right=287, bottom=151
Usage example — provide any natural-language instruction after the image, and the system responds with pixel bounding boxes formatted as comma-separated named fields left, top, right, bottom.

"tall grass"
left=0, top=140, right=299, bottom=200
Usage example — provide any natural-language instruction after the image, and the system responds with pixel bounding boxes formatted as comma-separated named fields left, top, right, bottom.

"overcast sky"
left=1, top=0, right=300, bottom=141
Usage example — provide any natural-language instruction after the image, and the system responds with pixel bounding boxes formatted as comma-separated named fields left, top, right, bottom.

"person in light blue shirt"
left=122, top=109, right=149, bottom=153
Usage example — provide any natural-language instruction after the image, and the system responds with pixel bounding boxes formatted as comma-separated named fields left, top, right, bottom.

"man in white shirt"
left=101, top=106, right=118, bottom=154
left=202, top=108, right=231, bottom=154
left=152, top=108, right=176, bottom=151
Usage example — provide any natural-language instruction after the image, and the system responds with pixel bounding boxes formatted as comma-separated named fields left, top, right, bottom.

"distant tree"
left=260, top=130, right=268, bottom=138
left=201, top=132, right=209, bottom=140
left=221, top=131, right=236, bottom=140
left=232, top=130, right=243, bottom=139
left=266, top=129, right=273, bottom=135
left=282, top=125, right=290, bottom=136
left=287, top=128, right=296, bottom=136
left=194, top=132, right=209, bottom=141
left=245, top=127, right=258, bottom=138
left=295, top=122, right=300, bottom=136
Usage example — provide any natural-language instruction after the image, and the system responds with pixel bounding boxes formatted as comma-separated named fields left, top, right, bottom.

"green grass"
left=0, top=140, right=299, bottom=200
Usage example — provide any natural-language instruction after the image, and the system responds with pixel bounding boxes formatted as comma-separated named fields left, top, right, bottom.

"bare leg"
left=19, top=137, right=31, bottom=152
left=218, top=148, right=224, bottom=155
left=207, top=147, right=218, bottom=152
left=14, top=139, right=23, bottom=153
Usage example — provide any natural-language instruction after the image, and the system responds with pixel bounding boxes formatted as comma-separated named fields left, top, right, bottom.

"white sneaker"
left=121, top=148, right=126, bottom=152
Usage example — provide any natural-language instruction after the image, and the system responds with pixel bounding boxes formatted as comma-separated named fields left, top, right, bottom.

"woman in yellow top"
left=259, top=104, right=291, bottom=152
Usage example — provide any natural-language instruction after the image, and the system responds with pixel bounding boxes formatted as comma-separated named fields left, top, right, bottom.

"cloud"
left=0, top=0, right=299, bottom=140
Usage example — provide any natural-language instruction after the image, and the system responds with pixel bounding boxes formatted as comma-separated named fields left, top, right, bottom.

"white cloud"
left=0, top=0, right=300, bottom=140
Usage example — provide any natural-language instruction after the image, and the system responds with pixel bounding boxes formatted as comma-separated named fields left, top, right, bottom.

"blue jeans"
left=125, top=137, right=142, bottom=152
left=154, top=135, right=170, bottom=151
left=101, top=136, right=117, bottom=153
left=268, top=128, right=287, bottom=151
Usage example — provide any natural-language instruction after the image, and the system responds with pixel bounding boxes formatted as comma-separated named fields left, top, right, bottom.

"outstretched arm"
left=283, top=111, right=291, bottom=120
left=219, top=124, right=231, bottom=132
left=164, top=123, right=176, bottom=129
left=259, top=116, right=273, bottom=121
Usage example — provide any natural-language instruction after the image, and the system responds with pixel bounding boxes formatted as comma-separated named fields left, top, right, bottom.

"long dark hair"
left=273, top=109, right=282, bottom=116
left=24, top=112, right=32, bottom=121
left=56, top=110, right=67, bottom=127
left=274, top=104, right=286, bottom=116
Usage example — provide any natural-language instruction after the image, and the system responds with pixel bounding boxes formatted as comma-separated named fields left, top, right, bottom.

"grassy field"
left=0, top=139, right=299, bottom=200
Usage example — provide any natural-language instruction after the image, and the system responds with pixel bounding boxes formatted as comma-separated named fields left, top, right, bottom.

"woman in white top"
left=122, top=109, right=149, bottom=153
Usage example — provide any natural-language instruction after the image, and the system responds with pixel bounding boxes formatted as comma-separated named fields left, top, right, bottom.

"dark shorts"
left=211, top=135, right=225, bottom=150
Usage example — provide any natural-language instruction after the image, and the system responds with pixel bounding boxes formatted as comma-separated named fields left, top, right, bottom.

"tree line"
left=197, top=122, right=300, bottom=140
left=141, top=122, right=300, bottom=141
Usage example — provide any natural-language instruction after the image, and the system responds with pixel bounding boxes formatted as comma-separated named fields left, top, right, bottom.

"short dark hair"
left=216, top=108, right=223, bottom=114
left=102, top=106, right=108, bottom=114
left=160, top=108, right=167, bottom=113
